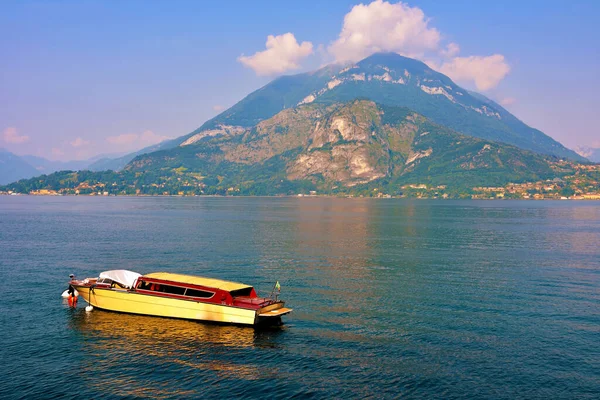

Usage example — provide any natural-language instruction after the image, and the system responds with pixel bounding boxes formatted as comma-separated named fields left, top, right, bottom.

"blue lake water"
left=0, top=196, right=599, bottom=399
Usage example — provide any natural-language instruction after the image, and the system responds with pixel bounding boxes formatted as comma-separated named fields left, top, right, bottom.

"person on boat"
left=67, top=285, right=78, bottom=307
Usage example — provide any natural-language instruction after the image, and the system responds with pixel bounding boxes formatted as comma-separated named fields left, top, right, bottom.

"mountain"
left=178, top=52, right=582, bottom=162
left=0, top=137, right=177, bottom=186
left=5, top=99, right=597, bottom=197
left=16, top=139, right=177, bottom=177
left=21, top=153, right=126, bottom=174
left=6, top=100, right=588, bottom=197
left=82, top=67, right=340, bottom=171
left=0, top=152, right=123, bottom=185
left=4, top=53, right=594, bottom=196
left=0, top=149, right=40, bottom=185
left=179, top=65, right=341, bottom=142
left=124, top=100, right=557, bottom=190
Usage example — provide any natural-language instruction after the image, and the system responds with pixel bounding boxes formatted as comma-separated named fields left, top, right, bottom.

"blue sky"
left=1, top=0, right=599, bottom=160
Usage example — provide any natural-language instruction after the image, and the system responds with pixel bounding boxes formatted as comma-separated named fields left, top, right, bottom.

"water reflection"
left=542, top=206, right=600, bottom=255
left=69, top=309, right=262, bottom=348
left=292, top=198, right=373, bottom=273
left=286, top=199, right=381, bottom=327
left=67, top=309, right=285, bottom=398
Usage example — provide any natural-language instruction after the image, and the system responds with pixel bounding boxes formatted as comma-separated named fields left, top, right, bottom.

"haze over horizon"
left=1, top=0, right=599, bottom=161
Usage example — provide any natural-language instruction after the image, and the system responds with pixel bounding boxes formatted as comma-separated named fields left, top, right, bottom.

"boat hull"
left=73, top=285, right=287, bottom=326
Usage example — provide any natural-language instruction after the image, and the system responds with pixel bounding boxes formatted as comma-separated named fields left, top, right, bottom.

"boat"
left=68, top=270, right=292, bottom=326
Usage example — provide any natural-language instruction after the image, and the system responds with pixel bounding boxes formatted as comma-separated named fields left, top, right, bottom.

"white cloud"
left=439, top=55, right=510, bottom=91
left=500, top=97, right=517, bottom=106
left=441, top=42, right=460, bottom=58
left=3, top=127, right=30, bottom=144
left=323, top=1, right=511, bottom=91
left=238, top=33, right=313, bottom=76
left=107, top=133, right=138, bottom=145
left=106, top=130, right=171, bottom=151
left=213, top=105, right=225, bottom=112
left=51, top=148, right=65, bottom=157
left=328, top=0, right=441, bottom=63
left=235, top=1, right=511, bottom=90
left=70, top=137, right=90, bottom=147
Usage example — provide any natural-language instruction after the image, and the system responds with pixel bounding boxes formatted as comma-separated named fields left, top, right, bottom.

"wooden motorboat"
left=69, top=270, right=292, bottom=326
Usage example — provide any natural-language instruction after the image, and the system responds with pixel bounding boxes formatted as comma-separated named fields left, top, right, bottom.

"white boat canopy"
left=99, top=270, right=141, bottom=289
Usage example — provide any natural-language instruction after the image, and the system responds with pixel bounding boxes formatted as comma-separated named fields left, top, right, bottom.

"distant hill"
left=21, top=153, right=126, bottom=174
left=0, top=149, right=40, bottom=185
left=0, top=139, right=175, bottom=186
left=87, top=139, right=179, bottom=171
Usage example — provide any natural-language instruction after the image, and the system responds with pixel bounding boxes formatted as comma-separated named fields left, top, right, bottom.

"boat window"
left=185, top=288, right=214, bottom=298
left=138, top=281, right=151, bottom=290
left=230, top=287, right=254, bottom=297
left=160, top=285, right=186, bottom=296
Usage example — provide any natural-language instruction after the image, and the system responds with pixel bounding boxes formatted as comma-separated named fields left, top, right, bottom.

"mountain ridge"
left=0, top=149, right=40, bottom=185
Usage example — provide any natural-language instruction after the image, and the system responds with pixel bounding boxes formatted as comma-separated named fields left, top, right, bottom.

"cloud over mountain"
left=328, top=0, right=441, bottom=63
left=236, top=2, right=511, bottom=91
left=439, top=55, right=511, bottom=91
left=70, top=137, right=90, bottom=147
left=238, top=33, right=313, bottom=76
left=326, top=1, right=511, bottom=91
left=3, top=127, right=29, bottom=144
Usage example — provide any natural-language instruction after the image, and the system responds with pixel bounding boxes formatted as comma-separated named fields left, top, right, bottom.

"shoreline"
left=1, top=193, right=599, bottom=201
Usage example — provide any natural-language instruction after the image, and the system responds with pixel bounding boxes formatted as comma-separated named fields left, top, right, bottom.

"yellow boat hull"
left=74, top=286, right=285, bottom=326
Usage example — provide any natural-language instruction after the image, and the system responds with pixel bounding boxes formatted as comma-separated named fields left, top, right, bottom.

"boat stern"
left=255, top=301, right=292, bottom=325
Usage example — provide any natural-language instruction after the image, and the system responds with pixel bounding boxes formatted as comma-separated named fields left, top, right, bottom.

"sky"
left=1, top=0, right=599, bottom=161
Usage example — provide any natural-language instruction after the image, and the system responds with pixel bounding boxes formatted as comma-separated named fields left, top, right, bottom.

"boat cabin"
left=133, top=272, right=271, bottom=309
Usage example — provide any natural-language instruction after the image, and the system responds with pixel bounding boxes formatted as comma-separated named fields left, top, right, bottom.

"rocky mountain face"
left=125, top=100, right=555, bottom=191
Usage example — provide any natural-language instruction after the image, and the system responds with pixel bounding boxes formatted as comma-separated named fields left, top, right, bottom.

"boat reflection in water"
left=68, top=309, right=286, bottom=398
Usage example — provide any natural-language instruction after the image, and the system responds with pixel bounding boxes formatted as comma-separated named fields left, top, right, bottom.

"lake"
left=0, top=196, right=598, bottom=399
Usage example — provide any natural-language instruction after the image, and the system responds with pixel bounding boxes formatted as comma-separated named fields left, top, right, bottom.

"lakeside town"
left=2, top=163, right=599, bottom=200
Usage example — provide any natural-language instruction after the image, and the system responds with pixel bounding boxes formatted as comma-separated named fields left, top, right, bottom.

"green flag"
left=275, top=281, right=281, bottom=291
